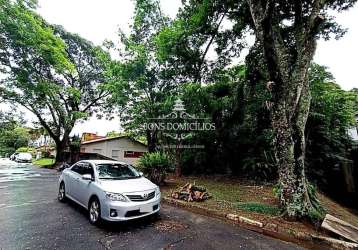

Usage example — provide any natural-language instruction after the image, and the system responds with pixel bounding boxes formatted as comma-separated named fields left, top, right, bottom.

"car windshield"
left=18, top=153, right=31, bottom=158
left=96, top=164, right=140, bottom=180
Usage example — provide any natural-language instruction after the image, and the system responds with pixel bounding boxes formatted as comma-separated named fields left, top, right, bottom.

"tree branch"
left=81, top=91, right=110, bottom=113
left=21, top=102, right=61, bottom=144
left=195, top=10, right=227, bottom=83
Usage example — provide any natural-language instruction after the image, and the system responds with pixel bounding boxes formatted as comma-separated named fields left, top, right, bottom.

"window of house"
left=112, top=150, right=120, bottom=159
left=124, top=151, right=144, bottom=158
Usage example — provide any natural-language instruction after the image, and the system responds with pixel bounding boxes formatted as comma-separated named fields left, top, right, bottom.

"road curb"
left=162, top=197, right=358, bottom=250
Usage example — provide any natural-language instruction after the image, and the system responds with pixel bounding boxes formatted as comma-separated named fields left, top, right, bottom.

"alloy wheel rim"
left=90, top=201, right=99, bottom=222
left=58, top=185, right=64, bottom=200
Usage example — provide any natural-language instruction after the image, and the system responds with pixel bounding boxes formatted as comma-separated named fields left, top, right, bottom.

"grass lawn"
left=161, top=176, right=358, bottom=236
left=33, top=158, right=55, bottom=168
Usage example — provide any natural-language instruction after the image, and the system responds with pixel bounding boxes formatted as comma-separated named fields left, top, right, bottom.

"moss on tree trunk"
left=245, top=0, right=329, bottom=221
left=272, top=79, right=324, bottom=221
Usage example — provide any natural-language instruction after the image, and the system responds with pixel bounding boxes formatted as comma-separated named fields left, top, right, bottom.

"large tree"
left=0, top=1, right=110, bottom=162
left=107, top=0, right=177, bottom=152
left=243, top=0, right=356, bottom=219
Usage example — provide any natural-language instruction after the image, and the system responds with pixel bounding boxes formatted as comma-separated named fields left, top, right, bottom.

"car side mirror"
left=82, top=174, right=93, bottom=181
left=139, top=171, right=144, bottom=177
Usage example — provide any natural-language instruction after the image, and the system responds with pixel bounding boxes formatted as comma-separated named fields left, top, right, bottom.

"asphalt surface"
left=0, top=158, right=306, bottom=250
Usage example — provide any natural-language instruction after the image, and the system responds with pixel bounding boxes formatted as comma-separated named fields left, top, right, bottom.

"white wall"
left=81, top=137, right=147, bottom=165
left=348, top=127, right=358, bottom=141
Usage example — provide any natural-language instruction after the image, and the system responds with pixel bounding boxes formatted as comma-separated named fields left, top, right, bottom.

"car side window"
left=82, top=163, right=94, bottom=177
left=71, top=163, right=82, bottom=174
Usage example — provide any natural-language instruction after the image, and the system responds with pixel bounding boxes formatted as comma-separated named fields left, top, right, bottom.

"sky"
left=2, top=0, right=358, bottom=136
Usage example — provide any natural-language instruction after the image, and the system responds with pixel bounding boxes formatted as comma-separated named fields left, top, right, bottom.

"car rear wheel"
left=89, top=198, right=101, bottom=225
left=58, top=182, right=66, bottom=202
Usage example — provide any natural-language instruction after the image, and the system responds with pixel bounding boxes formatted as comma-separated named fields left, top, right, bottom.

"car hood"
left=98, top=177, right=157, bottom=193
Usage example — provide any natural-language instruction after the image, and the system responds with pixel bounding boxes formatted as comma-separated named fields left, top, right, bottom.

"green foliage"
left=16, top=147, right=35, bottom=153
left=176, top=65, right=277, bottom=179
left=33, top=158, right=55, bottom=168
left=155, top=0, right=246, bottom=83
left=0, top=2, right=111, bottom=161
left=105, top=0, right=178, bottom=151
left=274, top=181, right=326, bottom=223
left=0, top=112, right=30, bottom=156
left=306, top=64, right=358, bottom=193
left=138, top=152, right=173, bottom=184
left=272, top=184, right=281, bottom=199
left=106, top=131, right=120, bottom=138
left=0, top=0, right=73, bottom=73
left=306, top=184, right=326, bottom=223
left=235, top=202, right=280, bottom=216
left=69, top=135, right=81, bottom=153
left=241, top=151, right=276, bottom=181
left=41, top=151, right=52, bottom=158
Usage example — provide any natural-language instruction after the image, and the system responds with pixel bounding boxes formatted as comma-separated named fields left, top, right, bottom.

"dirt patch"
left=155, top=219, right=188, bottom=232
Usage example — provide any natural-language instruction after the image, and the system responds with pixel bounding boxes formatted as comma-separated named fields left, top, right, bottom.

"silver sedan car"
left=58, top=160, right=161, bottom=225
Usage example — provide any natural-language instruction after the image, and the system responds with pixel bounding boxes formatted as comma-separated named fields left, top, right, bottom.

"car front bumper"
left=101, top=194, right=161, bottom=221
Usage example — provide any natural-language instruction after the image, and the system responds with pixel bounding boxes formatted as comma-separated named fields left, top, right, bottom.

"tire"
left=58, top=182, right=67, bottom=202
left=89, top=197, right=102, bottom=225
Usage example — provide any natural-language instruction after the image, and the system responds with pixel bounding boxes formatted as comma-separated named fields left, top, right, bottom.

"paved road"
left=0, top=158, right=305, bottom=250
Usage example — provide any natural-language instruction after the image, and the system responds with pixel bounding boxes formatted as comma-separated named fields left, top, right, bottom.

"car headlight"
left=155, top=186, right=161, bottom=197
left=105, top=192, right=128, bottom=202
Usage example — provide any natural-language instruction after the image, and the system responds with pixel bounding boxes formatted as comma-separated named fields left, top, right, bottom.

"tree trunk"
left=272, top=78, right=323, bottom=219
left=146, top=130, right=157, bottom=153
left=55, top=141, right=66, bottom=163
left=175, top=140, right=181, bottom=177
left=245, top=0, right=326, bottom=221
left=55, top=133, right=70, bottom=163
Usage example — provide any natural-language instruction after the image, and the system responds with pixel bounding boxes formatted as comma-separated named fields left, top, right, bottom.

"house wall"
left=348, top=127, right=358, bottom=141
left=81, top=137, right=147, bottom=165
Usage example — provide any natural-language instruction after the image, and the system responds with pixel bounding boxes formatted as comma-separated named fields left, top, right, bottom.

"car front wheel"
left=58, top=182, right=66, bottom=202
left=89, top=198, right=101, bottom=225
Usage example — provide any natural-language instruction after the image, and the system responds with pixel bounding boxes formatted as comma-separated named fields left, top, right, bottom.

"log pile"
left=171, top=183, right=211, bottom=202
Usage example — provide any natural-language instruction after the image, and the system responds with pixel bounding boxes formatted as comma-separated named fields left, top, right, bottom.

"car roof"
left=78, top=160, right=129, bottom=165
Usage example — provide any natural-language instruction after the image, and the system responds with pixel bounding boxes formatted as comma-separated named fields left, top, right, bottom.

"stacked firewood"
left=171, top=182, right=211, bottom=202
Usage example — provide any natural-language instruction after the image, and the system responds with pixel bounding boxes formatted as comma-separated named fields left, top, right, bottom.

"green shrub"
left=16, top=147, right=35, bottom=154
left=42, top=151, right=51, bottom=158
left=138, top=152, right=173, bottom=185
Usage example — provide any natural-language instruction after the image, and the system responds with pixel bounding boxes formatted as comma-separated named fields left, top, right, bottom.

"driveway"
left=0, top=159, right=305, bottom=250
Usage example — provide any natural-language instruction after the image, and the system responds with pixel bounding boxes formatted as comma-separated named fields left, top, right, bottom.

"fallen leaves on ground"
left=155, top=219, right=188, bottom=232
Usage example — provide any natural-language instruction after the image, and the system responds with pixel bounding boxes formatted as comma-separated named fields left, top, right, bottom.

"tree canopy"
left=0, top=111, right=30, bottom=157
left=0, top=0, right=111, bottom=161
